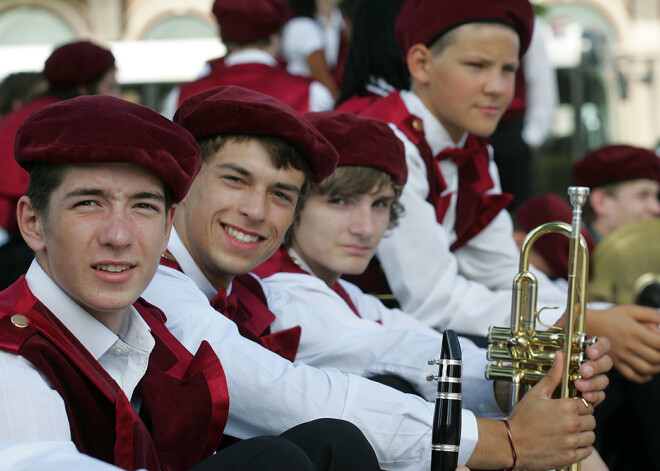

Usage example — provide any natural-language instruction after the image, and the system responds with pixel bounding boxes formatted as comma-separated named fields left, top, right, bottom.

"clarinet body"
left=428, top=329, right=462, bottom=471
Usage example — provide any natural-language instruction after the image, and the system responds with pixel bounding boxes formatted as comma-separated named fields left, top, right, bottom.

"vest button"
left=10, top=314, right=29, bottom=328
left=412, top=118, right=423, bottom=132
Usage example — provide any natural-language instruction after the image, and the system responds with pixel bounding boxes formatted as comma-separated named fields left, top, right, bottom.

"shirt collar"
left=399, top=90, right=468, bottom=154
left=225, top=49, right=278, bottom=67
left=168, top=227, right=231, bottom=301
left=286, top=247, right=313, bottom=274
left=24, top=260, right=149, bottom=360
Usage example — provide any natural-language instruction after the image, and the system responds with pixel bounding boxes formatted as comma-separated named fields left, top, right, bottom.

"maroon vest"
left=178, top=59, right=314, bottom=114
left=359, top=91, right=513, bottom=250
left=253, top=247, right=361, bottom=317
left=160, top=253, right=301, bottom=362
left=0, top=277, right=229, bottom=470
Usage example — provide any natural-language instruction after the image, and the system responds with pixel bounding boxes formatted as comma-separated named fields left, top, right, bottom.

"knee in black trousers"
left=280, top=418, right=381, bottom=471
left=190, top=435, right=317, bottom=471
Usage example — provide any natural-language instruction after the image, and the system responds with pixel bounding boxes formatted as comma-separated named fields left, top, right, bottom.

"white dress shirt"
left=376, top=90, right=568, bottom=336
left=0, top=435, right=125, bottom=471
left=258, top=248, right=502, bottom=417
left=0, top=260, right=154, bottom=467
left=140, top=229, right=479, bottom=469
left=160, top=49, right=335, bottom=119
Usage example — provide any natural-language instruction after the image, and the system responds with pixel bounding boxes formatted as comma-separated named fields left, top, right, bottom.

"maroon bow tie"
left=435, top=146, right=481, bottom=167
left=210, top=287, right=238, bottom=318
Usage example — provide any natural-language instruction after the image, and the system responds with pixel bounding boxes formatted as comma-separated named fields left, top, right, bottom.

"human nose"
left=238, top=188, right=267, bottom=222
left=349, top=206, right=376, bottom=238
left=99, top=209, right=134, bottom=248
left=484, top=70, right=509, bottom=95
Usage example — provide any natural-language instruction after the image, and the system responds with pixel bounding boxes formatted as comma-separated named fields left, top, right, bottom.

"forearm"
left=467, top=418, right=512, bottom=469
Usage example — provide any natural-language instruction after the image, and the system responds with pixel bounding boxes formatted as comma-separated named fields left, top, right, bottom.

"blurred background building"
left=0, top=0, right=658, bottom=194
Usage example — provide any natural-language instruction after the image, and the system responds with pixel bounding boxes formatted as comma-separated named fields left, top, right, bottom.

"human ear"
left=16, top=196, right=46, bottom=253
left=161, top=205, right=176, bottom=253
left=407, top=44, right=433, bottom=86
left=589, top=189, right=609, bottom=217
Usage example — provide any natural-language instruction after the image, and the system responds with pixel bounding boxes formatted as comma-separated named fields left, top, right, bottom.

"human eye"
left=222, top=174, right=245, bottom=185
left=465, top=61, right=484, bottom=69
left=373, top=197, right=394, bottom=209
left=328, top=196, right=350, bottom=206
left=272, top=190, right=294, bottom=204
left=72, top=200, right=99, bottom=208
left=135, top=202, right=161, bottom=212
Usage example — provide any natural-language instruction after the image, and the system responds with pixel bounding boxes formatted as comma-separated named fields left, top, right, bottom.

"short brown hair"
left=197, top=134, right=314, bottom=210
left=26, top=161, right=174, bottom=222
left=286, top=165, right=404, bottom=246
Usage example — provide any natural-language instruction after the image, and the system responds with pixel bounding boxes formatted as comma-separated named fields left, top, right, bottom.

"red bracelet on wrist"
left=502, top=419, right=517, bottom=471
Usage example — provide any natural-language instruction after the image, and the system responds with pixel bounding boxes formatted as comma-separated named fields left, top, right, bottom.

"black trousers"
left=190, top=418, right=381, bottom=471
left=594, top=369, right=660, bottom=470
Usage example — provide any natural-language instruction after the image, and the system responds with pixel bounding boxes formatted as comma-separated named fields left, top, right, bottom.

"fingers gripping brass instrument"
left=427, top=329, right=462, bottom=471
left=486, top=187, right=596, bottom=471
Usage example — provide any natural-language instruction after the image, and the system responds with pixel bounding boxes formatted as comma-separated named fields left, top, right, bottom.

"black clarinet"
left=428, top=329, right=462, bottom=471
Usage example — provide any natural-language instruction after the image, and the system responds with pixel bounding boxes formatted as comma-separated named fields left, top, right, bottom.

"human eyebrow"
left=216, top=162, right=251, bottom=177
left=133, top=191, right=165, bottom=203
left=64, top=188, right=104, bottom=199
left=273, top=182, right=301, bottom=196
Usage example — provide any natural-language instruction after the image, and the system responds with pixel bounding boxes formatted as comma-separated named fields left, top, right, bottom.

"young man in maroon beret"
left=139, top=86, right=611, bottom=470
left=340, top=0, right=660, bottom=391
left=573, top=144, right=660, bottom=243
left=0, top=95, right=382, bottom=471
left=161, top=0, right=334, bottom=119
left=0, top=40, right=121, bottom=290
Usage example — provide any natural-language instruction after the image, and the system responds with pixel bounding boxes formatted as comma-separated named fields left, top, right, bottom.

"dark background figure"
left=489, top=13, right=559, bottom=210
left=0, top=40, right=119, bottom=290
left=336, top=0, right=408, bottom=112
left=0, top=71, right=47, bottom=117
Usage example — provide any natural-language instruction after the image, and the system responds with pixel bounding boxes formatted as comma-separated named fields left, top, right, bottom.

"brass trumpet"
left=486, top=187, right=596, bottom=471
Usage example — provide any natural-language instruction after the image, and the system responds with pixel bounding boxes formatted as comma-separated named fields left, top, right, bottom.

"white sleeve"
left=309, top=81, right=336, bottom=111
left=521, top=19, right=559, bottom=148
left=160, top=86, right=180, bottom=120
left=0, top=352, right=71, bottom=442
left=142, top=265, right=479, bottom=469
left=378, top=128, right=565, bottom=336
left=261, top=273, right=501, bottom=417
left=281, top=18, right=325, bottom=77
left=0, top=437, right=127, bottom=471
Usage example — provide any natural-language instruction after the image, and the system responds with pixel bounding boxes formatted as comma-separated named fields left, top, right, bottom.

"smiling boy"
left=0, top=95, right=382, bottom=471
left=141, top=89, right=610, bottom=470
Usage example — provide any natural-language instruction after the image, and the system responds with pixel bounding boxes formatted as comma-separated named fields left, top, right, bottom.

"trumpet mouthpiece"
left=568, top=186, right=590, bottom=207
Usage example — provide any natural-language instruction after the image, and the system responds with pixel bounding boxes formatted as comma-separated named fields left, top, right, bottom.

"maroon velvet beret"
left=212, top=0, right=292, bottom=43
left=174, top=85, right=338, bottom=183
left=573, top=145, right=660, bottom=189
left=395, top=0, right=535, bottom=57
left=516, top=193, right=596, bottom=280
left=15, top=95, right=201, bottom=203
left=305, top=111, right=407, bottom=185
left=43, top=40, right=116, bottom=87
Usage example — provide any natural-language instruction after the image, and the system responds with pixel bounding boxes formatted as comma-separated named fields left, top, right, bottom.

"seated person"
left=0, top=95, right=380, bottom=471
left=573, top=144, right=660, bottom=243
left=146, top=89, right=609, bottom=469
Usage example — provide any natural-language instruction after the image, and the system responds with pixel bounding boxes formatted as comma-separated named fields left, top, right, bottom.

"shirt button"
left=113, top=346, right=124, bottom=356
